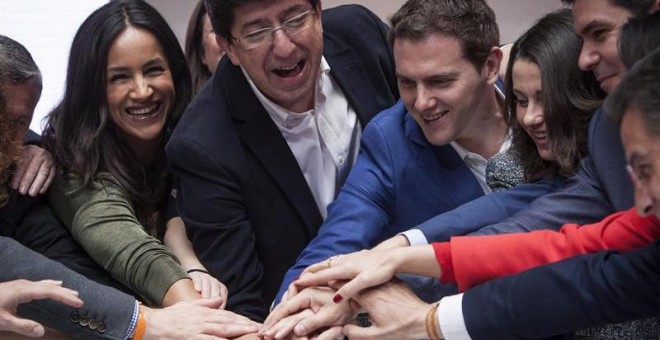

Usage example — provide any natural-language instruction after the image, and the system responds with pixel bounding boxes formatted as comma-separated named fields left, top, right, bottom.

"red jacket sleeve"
left=432, top=208, right=660, bottom=292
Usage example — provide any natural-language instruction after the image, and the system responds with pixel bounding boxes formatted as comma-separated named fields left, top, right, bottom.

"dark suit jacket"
left=166, top=4, right=398, bottom=320
left=463, top=241, right=660, bottom=339
left=2, top=236, right=135, bottom=339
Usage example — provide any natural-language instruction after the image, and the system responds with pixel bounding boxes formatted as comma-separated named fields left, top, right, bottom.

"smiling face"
left=218, top=0, right=323, bottom=113
left=621, top=108, right=660, bottom=219
left=572, top=0, right=633, bottom=93
left=106, top=27, right=175, bottom=153
left=511, top=59, right=556, bottom=162
left=394, top=34, right=497, bottom=147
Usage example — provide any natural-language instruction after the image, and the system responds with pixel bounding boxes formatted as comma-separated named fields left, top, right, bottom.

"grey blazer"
left=3, top=236, right=135, bottom=339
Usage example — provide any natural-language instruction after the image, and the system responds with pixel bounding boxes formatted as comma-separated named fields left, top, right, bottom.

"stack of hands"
left=259, top=248, right=433, bottom=340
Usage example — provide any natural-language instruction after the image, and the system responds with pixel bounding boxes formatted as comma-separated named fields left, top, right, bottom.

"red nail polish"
left=333, top=294, right=343, bottom=303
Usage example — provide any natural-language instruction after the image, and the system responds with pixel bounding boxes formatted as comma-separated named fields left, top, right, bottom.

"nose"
left=634, top=183, right=655, bottom=217
left=130, top=76, right=153, bottom=100
left=271, top=29, right=296, bottom=57
left=414, top=86, right=436, bottom=113
left=522, top=101, right=544, bottom=128
left=578, top=42, right=600, bottom=72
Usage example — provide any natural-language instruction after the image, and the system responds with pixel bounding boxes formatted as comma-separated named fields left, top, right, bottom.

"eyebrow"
left=578, top=20, right=611, bottom=36
left=395, top=72, right=459, bottom=82
left=239, top=4, right=308, bottom=32
left=107, top=57, right=167, bottom=73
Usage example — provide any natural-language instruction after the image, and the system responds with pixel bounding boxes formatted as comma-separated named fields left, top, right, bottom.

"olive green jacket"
left=48, top=174, right=187, bottom=306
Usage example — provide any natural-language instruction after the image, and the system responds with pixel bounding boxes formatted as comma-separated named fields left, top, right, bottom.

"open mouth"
left=533, top=131, right=547, bottom=141
left=126, top=103, right=161, bottom=119
left=273, top=60, right=305, bottom=78
left=422, top=110, right=449, bottom=122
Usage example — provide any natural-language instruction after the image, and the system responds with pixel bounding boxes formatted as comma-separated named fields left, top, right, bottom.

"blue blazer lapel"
left=405, top=114, right=484, bottom=206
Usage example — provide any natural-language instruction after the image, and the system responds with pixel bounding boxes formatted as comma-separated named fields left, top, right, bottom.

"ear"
left=483, top=46, right=504, bottom=85
left=216, top=35, right=241, bottom=66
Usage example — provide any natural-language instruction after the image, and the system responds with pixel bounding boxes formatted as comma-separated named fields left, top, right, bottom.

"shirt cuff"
left=124, top=299, right=139, bottom=340
left=400, top=229, right=429, bottom=246
left=438, top=294, right=471, bottom=340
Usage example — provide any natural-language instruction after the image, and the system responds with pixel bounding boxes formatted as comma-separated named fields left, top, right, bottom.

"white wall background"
left=0, top=0, right=107, bottom=134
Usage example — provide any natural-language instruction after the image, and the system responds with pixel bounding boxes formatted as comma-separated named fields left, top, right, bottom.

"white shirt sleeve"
left=438, top=293, right=472, bottom=340
left=400, top=229, right=429, bottom=246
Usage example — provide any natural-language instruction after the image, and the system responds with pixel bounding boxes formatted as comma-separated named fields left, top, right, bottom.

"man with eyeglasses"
left=166, top=0, right=398, bottom=321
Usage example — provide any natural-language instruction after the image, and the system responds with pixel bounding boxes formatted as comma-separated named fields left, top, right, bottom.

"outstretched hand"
left=144, top=297, right=260, bottom=339
left=0, top=279, right=83, bottom=337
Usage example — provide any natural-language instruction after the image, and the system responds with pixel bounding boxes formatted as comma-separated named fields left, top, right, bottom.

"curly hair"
left=42, top=0, right=192, bottom=233
left=0, top=93, right=23, bottom=207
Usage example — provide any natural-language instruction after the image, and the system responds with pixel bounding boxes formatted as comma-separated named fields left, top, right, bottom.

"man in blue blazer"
left=380, top=0, right=659, bottom=250
left=276, top=0, right=557, bottom=304
left=166, top=0, right=399, bottom=320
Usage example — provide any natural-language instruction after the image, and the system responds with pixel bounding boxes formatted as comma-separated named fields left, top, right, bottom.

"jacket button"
left=89, top=319, right=99, bottom=330
left=79, top=316, right=89, bottom=327
left=70, top=311, right=80, bottom=323
left=97, top=322, right=107, bottom=333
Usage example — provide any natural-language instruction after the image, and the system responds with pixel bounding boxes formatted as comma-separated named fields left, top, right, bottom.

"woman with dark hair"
left=185, top=0, right=224, bottom=94
left=43, top=0, right=224, bottom=307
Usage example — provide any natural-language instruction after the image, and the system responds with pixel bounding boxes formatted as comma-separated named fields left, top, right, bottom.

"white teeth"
left=127, top=104, right=158, bottom=116
left=534, top=132, right=547, bottom=139
left=423, top=111, right=448, bottom=121
left=279, top=64, right=298, bottom=71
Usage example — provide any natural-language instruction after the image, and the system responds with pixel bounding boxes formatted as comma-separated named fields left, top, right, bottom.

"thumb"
left=3, top=314, right=46, bottom=338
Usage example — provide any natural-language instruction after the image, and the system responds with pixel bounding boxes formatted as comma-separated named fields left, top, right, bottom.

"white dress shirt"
left=243, top=57, right=361, bottom=218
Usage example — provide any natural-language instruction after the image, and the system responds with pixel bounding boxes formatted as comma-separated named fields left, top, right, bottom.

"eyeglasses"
left=232, top=10, right=316, bottom=50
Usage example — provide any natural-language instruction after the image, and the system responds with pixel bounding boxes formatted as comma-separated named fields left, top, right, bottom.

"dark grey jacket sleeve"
left=2, top=236, right=135, bottom=339
left=463, top=241, right=660, bottom=339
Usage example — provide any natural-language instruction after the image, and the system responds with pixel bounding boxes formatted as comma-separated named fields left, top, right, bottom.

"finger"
left=315, top=326, right=343, bottom=340
left=287, top=282, right=299, bottom=300
left=27, top=163, right=51, bottom=197
left=1, top=314, right=46, bottom=338
left=293, top=304, right=344, bottom=337
left=331, top=273, right=381, bottom=302
left=210, top=280, right=221, bottom=299
left=191, top=297, right=224, bottom=310
left=18, top=160, right=43, bottom=196
left=20, top=285, right=84, bottom=308
left=270, top=309, right=314, bottom=339
left=39, top=165, right=56, bottom=194
left=203, top=322, right=260, bottom=338
left=201, top=277, right=212, bottom=299
left=342, top=324, right=379, bottom=340
left=219, top=285, right=228, bottom=310
left=262, top=293, right=313, bottom=331
left=192, top=275, right=203, bottom=294
left=295, top=268, right=350, bottom=289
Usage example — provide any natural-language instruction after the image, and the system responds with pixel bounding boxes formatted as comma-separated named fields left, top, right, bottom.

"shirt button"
left=338, top=155, right=345, bottom=164
left=69, top=312, right=80, bottom=323
left=79, top=316, right=89, bottom=327
left=97, top=322, right=107, bottom=333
